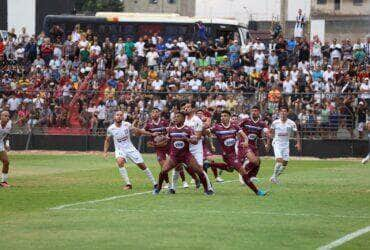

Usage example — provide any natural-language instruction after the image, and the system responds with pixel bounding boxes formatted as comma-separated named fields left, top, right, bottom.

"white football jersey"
left=107, top=122, right=134, bottom=151
left=184, top=115, right=203, bottom=151
left=271, top=119, right=297, bottom=148
left=0, top=120, right=11, bottom=151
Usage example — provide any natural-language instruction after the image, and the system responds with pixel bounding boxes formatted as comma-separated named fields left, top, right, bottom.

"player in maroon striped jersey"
left=144, top=108, right=171, bottom=188
left=206, top=110, right=267, bottom=196
left=153, top=112, right=213, bottom=195
left=238, top=106, right=270, bottom=182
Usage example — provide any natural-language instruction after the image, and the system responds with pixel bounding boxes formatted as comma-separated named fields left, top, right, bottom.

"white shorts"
left=358, top=122, right=365, bottom=132
left=190, top=147, right=204, bottom=166
left=0, top=142, right=4, bottom=152
left=273, top=145, right=290, bottom=162
left=115, top=148, right=144, bottom=164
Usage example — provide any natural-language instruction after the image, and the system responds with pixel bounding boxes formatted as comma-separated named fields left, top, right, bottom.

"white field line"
left=317, top=226, right=370, bottom=250
left=49, top=180, right=239, bottom=210
left=55, top=207, right=370, bottom=220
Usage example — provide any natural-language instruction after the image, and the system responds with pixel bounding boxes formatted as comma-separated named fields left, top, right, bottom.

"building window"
left=149, top=0, right=158, bottom=4
left=353, top=0, right=363, bottom=6
left=168, top=0, right=176, bottom=3
left=334, top=0, right=340, bottom=10
left=317, top=0, right=327, bottom=4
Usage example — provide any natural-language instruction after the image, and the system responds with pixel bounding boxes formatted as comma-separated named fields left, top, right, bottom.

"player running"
left=153, top=112, right=213, bottom=195
left=238, top=106, right=270, bottom=183
left=0, top=111, right=11, bottom=188
left=207, top=110, right=267, bottom=196
left=104, top=111, right=158, bottom=190
left=268, top=106, right=301, bottom=184
left=361, top=121, right=370, bottom=164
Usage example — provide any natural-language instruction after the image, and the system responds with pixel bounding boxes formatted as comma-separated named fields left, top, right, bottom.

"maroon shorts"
left=156, top=149, right=168, bottom=162
left=170, top=152, right=192, bottom=166
left=222, top=153, right=241, bottom=169
left=237, top=145, right=259, bottom=163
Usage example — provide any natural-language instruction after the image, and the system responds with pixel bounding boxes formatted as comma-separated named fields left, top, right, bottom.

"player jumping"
left=153, top=112, right=214, bottom=195
left=207, top=110, right=267, bottom=196
left=104, top=111, right=158, bottom=190
left=0, top=111, right=11, bottom=188
left=268, top=106, right=301, bottom=184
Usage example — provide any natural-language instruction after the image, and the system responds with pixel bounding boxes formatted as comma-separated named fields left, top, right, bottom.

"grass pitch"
left=0, top=153, right=369, bottom=250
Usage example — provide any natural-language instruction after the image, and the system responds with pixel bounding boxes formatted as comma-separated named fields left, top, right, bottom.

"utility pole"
left=280, top=0, right=287, bottom=37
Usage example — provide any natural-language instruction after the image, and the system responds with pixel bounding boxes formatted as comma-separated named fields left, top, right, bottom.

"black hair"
left=279, top=105, right=289, bottom=111
left=251, top=105, right=260, bottom=110
left=221, top=110, right=231, bottom=116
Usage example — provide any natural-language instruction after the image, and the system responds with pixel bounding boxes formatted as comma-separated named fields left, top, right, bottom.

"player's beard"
left=115, top=119, right=123, bottom=125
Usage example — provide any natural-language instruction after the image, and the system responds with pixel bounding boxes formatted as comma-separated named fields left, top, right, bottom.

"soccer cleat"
left=163, top=183, right=169, bottom=189
left=270, top=176, right=280, bottom=184
left=215, top=176, right=224, bottom=183
left=123, top=184, right=132, bottom=190
left=167, top=188, right=176, bottom=194
left=195, top=179, right=201, bottom=189
left=204, top=189, right=215, bottom=196
left=362, top=156, right=369, bottom=164
left=190, top=178, right=195, bottom=184
left=152, top=188, right=160, bottom=195
left=257, top=190, right=268, bottom=196
left=182, top=181, right=189, bottom=188
left=239, top=174, right=245, bottom=185
left=0, top=182, right=10, bottom=188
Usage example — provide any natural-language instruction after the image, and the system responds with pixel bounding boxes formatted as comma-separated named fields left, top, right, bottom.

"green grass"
left=1, top=153, right=370, bottom=250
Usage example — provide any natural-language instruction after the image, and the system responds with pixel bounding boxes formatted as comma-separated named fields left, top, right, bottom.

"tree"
left=75, top=0, right=123, bottom=13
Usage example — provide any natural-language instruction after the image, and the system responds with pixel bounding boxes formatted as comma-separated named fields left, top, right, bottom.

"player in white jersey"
left=0, top=111, right=11, bottom=188
left=268, top=106, right=301, bottom=184
left=104, top=111, right=158, bottom=190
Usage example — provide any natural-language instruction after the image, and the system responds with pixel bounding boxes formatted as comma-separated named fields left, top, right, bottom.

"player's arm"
left=293, top=123, right=301, bottom=152
left=238, top=130, right=249, bottom=147
left=263, top=127, right=271, bottom=152
left=131, top=126, right=157, bottom=137
left=4, top=134, right=10, bottom=151
left=204, top=128, right=216, bottom=152
left=103, top=135, right=111, bottom=159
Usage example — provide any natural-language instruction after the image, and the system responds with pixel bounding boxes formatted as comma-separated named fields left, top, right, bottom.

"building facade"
left=311, top=0, right=370, bottom=41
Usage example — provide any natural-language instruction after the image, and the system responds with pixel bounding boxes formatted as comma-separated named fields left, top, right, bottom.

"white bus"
left=43, top=12, right=248, bottom=45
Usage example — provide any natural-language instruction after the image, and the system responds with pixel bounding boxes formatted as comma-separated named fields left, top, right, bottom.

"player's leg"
left=157, top=152, right=170, bottom=188
left=154, top=158, right=177, bottom=194
left=245, top=150, right=261, bottom=183
left=270, top=146, right=288, bottom=184
left=0, top=151, right=10, bottom=187
left=116, top=155, right=132, bottom=190
left=234, top=160, right=266, bottom=196
left=188, top=156, right=213, bottom=195
left=192, top=150, right=213, bottom=192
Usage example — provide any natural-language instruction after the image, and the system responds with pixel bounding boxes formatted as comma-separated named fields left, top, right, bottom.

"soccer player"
left=207, top=110, right=267, bottom=196
left=0, top=111, right=11, bottom=188
left=196, top=109, right=223, bottom=182
left=170, top=102, right=213, bottom=192
left=153, top=112, right=213, bottom=195
left=268, top=106, right=301, bottom=184
left=104, top=111, right=158, bottom=190
left=361, top=121, right=370, bottom=164
left=238, top=106, right=270, bottom=183
left=144, top=108, right=172, bottom=188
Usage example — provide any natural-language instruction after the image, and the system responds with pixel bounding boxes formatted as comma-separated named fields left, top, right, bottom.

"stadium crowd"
left=0, top=25, right=369, bottom=139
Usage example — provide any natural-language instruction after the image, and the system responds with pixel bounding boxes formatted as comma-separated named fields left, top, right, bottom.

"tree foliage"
left=75, top=0, right=123, bottom=13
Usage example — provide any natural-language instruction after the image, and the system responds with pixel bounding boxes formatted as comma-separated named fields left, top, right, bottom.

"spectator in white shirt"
left=323, top=65, right=334, bottom=82
left=151, top=78, right=164, bottom=91
left=146, top=46, right=159, bottom=67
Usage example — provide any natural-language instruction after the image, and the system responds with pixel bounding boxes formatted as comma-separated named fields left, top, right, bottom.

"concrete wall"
left=195, top=0, right=310, bottom=22
left=311, top=0, right=370, bottom=16
left=7, top=0, right=36, bottom=34
left=124, top=0, right=196, bottom=16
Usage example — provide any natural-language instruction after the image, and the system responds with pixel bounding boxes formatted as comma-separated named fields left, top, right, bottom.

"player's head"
left=181, top=102, right=194, bottom=115
left=114, top=111, right=124, bottom=124
left=279, top=106, right=289, bottom=120
left=151, top=108, right=160, bottom=120
left=251, top=105, right=260, bottom=119
left=174, top=112, right=186, bottom=126
left=221, top=110, right=231, bottom=124
left=196, top=109, right=204, bottom=119
left=0, top=111, right=10, bottom=123
left=231, top=114, right=239, bottom=124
